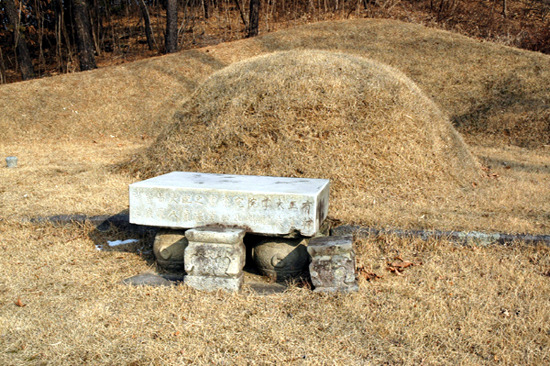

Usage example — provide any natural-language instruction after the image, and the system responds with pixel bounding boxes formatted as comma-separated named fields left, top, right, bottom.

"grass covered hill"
left=127, top=50, right=482, bottom=224
left=1, top=19, right=548, bottom=147
left=1, top=18, right=548, bottom=233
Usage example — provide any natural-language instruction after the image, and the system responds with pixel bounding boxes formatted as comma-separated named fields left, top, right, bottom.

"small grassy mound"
left=126, top=50, right=482, bottom=223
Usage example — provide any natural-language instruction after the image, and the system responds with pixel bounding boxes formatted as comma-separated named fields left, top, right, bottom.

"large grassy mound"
left=127, top=50, right=482, bottom=223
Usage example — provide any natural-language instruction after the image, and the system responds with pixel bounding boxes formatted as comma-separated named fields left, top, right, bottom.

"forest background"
left=0, top=0, right=549, bottom=84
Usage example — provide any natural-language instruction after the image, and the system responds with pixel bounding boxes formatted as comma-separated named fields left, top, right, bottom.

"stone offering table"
left=129, top=172, right=330, bottom=237
left=129, top=172, right=331, bottom=291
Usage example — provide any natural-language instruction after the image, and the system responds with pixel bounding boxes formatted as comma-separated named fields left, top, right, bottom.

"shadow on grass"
left=86, top=213, right=295, bottom=292
left=451, top=74, right=550, bottom=147
left=86, top=209, right=158, bottom=264
left=477, top=155, right=550, bottom=174
left=33, top=212, right=313, bottom=291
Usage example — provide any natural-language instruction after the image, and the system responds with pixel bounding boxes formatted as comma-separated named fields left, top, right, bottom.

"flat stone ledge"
left=307, top=235, right=353, bottom=255
left=121, top=273, right=174, bottom=287
left=313, top=284, right=359, bottom=293
left=331, top=225, right=550, bottom=247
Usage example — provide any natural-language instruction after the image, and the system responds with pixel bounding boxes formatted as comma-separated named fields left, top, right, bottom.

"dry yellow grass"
left=0, top=19, right=549, bottom=365
left=0, top=139, right=145, bottom=219
left=0, top=21, right=548, bottom=233
left=1, top=135, right=548, bottom=234
left=0, top=221, right=548, bottom=365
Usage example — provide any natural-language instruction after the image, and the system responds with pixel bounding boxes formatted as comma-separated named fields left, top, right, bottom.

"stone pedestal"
left=184, top=226, right=246, bottom=292
left=307, top=235, right=358, bottom=293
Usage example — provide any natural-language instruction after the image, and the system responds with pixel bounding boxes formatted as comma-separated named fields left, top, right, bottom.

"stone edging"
left=331, top=225, right=550, bottom=247
left=19, top=214, right=550, bottom=247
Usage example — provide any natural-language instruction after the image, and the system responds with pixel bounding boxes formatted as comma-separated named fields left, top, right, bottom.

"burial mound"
left=126, top=50, right=481, bottom=222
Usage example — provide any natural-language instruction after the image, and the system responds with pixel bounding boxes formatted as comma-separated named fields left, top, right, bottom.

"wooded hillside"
left=1, top=0, right=549, bottom=83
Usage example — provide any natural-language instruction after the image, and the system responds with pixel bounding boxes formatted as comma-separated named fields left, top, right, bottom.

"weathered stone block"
left=184, top=227, right=246, bottom=292
left=6, top=156, right=17, bottom=168
left=129, top=172, right=330, bottom=236
left=307, top=235, right=358, bottom=293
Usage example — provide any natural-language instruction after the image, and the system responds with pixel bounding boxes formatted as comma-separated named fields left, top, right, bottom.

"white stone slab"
left=129, top=172, right=330, bottom=236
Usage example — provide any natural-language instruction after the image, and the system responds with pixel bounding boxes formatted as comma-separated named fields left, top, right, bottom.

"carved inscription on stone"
left=185, top=243, right=242, bottom=277
left=129, top=172, right=330, bottom=236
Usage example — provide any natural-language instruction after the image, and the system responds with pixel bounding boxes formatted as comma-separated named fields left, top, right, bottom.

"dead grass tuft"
left=124, top=50, right=482, bottom=225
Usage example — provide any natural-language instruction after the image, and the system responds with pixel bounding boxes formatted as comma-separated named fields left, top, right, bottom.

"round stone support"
left=251, top=236, right=310, bottom=281
left=153, top=229, right=188, bottom=272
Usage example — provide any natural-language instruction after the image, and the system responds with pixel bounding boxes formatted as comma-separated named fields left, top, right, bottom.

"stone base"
left=308, top=235, right=358, bottom=293
left=313, top=284, right=359, bottom=293
left=184, top=274, right=243, bottom=292
left=183, top=226, right=247, bottom=292
left=184, top=227, right=246, bottom=278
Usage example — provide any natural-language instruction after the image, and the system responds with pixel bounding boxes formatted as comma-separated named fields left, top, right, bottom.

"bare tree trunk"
left=165, top=0, right=178, bottom=53
left=70, top=0, right=97, bottom=70
left=2, top=0, right=35, bottom=80
left=90, top=0, right=103, bottom=55
left=137, top=0, right=156, bottom=50
left=54, top=0, right=76, bottom=73
left=247, top=0, right=260, bottom=37
left=202, top=0, right=209, bottom=19
left=0, top=46, right=7, bottom=83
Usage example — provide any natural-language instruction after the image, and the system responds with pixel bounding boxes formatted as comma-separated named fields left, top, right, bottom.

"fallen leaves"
left=15, top=298, right=26, bottom=307
left=481, top=166, right=500, bottom=179
left=357, top=265, right=383, bottom=281
left=357, top=255, right=423, bottom=280
left=386, top=256, right=423, bottom=275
